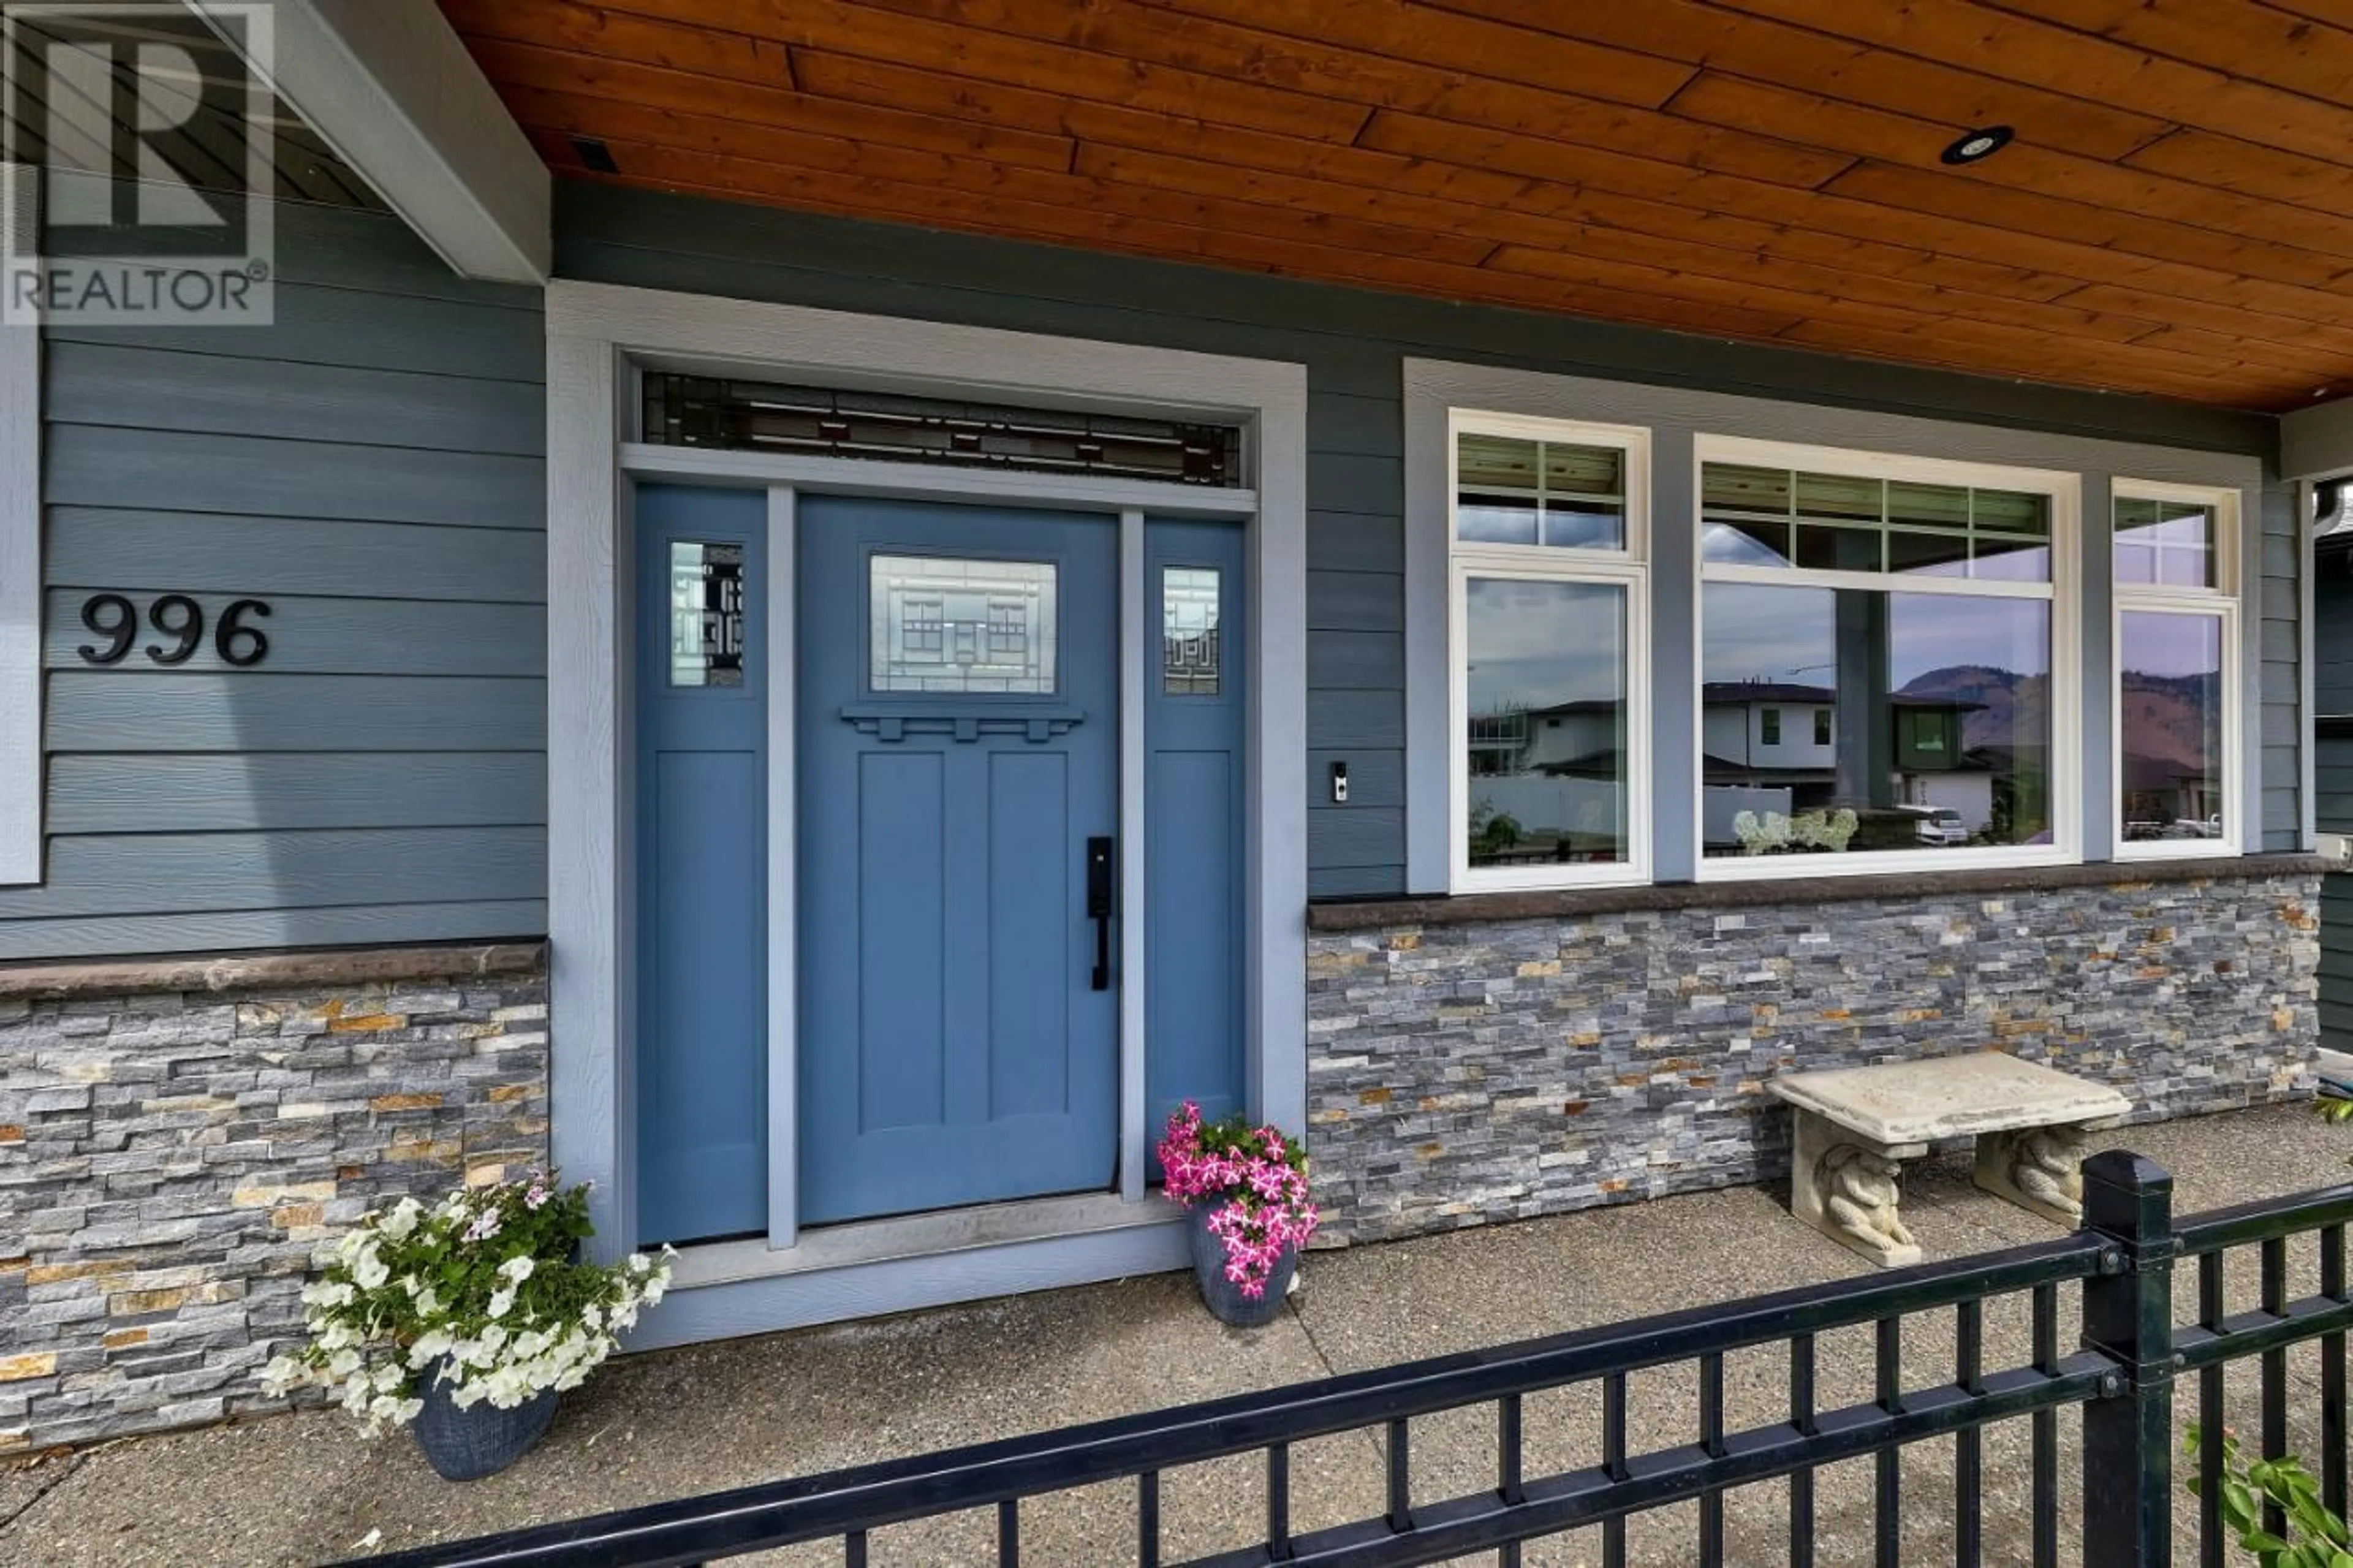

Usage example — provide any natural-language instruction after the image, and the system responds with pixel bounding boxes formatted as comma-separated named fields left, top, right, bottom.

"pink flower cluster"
left=1158, top=1102, right=1319, bottom=1300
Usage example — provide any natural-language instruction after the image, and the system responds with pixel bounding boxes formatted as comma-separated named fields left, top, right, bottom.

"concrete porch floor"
left=5, top=1102, right=2351, bottom=1567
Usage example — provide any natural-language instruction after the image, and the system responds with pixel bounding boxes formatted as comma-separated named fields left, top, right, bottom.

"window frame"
left=1447, top=409, right=1652, bottom=893
left=1691, top=434, right=2083, bottom=883
left=2110, top=477, right=2242, bottom=862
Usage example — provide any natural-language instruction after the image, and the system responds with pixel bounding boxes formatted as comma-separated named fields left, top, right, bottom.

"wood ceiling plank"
left=441, top=0, right=779, bottom=81
left=1405, top=0, right=2175, bottom=162
left=1823, top=159, right=2353, bottom=294
left=1076, top=141, right=2186, bottom=349
left=535, top=135, right=1822, bottom=344
left=1708, top=0, right=2353, bottom=167
left=1669, top=71, right=2353, bottom=260
left=1771, top=316, right=2289, bottom=407
left=2061, top=281, right=2353, bottom=365
left=528, top=0, right=1372, bottom=144
left=776, top=0, right=1852, bottom=191
left=794, top=50, right=2090, bottom=308
left=2118, top=322, right=2353, bottom=382
left=2265, top=0, right=2353, bottom=31
left=2122, top=127, right=2353, bottom=213
left=506, top=94, right=1496, bottom=268
left=1986, top=0, right=2353, bottom=107
left=806, top=0, right=1699, bottom=109
left=1486, top=242, right=2285, bottom=391
left=452, top=33, right=1077, bottom=172
left=1355, top=107, right=2353, bottom=309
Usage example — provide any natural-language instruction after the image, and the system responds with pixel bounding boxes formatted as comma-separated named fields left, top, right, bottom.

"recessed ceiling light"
left=1940, top=125, right=2014, bottom=165
left=570, top=135, right=620, bottom=175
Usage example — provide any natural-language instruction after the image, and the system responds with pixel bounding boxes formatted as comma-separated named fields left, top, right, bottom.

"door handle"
left=1086, top=836, right=1115, bottom=991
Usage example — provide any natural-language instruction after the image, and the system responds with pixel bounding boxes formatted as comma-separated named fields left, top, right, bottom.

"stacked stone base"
left=1306, top=869, right=2321, bottom=1244
left=0, top=946, right=548, bottom=1453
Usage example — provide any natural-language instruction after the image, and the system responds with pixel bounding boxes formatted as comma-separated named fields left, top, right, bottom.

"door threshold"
left=669, top=1189, right=1180, bottom=1290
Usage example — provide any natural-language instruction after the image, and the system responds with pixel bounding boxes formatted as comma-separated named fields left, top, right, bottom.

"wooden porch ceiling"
left=441, top=0, right=2353, bottom=414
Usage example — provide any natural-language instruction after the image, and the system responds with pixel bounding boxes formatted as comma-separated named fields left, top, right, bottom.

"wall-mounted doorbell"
left=1330, top=761, right=1349, bottom=804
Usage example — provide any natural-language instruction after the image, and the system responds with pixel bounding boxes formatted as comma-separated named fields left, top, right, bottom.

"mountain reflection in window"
left=1699, top=583, right=2053, bottom=856
left=1461, top=577, right=1630, bottom=867
left=2118, top=611, right=2225, bottom=842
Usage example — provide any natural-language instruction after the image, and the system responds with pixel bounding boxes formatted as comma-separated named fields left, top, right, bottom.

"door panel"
left=987, top=750, right=1073, bottom=1119
left=635, top=485, right=767, bottom=1246
left=855, top=750, right=947, bottom=1133
left=798, top=496, right=1120, bottom=1225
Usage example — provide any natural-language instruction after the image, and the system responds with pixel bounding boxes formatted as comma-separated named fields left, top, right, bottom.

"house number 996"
left=77, top=594, right=272, bottom=668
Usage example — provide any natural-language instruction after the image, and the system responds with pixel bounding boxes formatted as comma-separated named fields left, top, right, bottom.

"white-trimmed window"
left=1694, top=436, right=2079, bottom=877
left=1447, top=411, right=1650, bottom=891
left=2112, top=480, right=2239, bottom=858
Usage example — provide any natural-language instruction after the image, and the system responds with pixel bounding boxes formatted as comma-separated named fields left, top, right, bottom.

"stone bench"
left=1767, top=1053, right=2131, bottom=1268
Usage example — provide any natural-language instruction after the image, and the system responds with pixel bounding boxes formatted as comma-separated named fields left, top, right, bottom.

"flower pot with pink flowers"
left=1156, top=1102, right=1319, bottom=1327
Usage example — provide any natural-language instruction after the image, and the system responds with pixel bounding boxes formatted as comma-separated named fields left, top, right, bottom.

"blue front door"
left=635, top=485, right=767, bottom=1245
left=797, top=498, right=1121, bottom=1224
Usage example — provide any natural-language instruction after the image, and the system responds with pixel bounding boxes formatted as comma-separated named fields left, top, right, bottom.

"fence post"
left=2079, top=1149, right=2175, bottom=1568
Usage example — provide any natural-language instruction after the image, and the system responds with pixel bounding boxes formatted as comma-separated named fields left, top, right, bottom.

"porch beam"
left=2281, top=398, right=2353, bottom=482
left=192, top=0, right=547, bottom=283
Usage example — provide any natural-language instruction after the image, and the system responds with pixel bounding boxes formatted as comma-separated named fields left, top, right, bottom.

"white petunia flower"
left=498, top=1255, right=536, bottom=1284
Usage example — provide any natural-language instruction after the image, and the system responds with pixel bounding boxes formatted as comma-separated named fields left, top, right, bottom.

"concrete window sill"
left=1306, top=854, right=2328, bottom=933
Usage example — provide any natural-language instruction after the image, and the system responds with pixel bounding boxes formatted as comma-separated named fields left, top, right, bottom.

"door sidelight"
left=1086, top=835, right=1115, bottom=991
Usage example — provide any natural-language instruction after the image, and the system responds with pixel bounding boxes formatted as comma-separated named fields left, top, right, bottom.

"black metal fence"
left=362, top=1151, right=2353, bottom=1568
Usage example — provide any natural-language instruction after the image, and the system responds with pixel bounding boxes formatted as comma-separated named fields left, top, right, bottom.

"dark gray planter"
left=1184, top=1202, right=1296, bottom=1328
left=411, top=1357, right=558, bottom=1482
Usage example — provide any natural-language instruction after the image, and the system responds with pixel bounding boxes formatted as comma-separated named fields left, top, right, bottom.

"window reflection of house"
left=1697, top=680, right=1996, bottom=847
left=1462, top=698, right=1627, bottom=865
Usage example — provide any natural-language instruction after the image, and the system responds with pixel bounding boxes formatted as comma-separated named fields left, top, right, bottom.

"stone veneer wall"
left=1306, top=867, right=2321, bottom=1244
left=0, top=945, right=548, bottom=1453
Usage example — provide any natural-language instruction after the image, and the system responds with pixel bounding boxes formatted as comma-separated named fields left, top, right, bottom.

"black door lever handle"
left=1086, top=836, right=1115, bottom=991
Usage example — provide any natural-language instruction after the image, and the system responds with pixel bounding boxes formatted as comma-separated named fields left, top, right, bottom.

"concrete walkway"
left=3, top=1103, right=2348, bottom=1566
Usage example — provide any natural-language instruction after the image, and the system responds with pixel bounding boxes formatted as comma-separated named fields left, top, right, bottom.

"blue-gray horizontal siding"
left=2260, top=484, right=2304, bottom=851
left=0, top=202, right=548, bottom=960
left=558, top=185, right=2281, bottom=897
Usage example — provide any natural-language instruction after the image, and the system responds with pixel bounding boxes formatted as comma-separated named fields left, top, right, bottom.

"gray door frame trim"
left=546, top=281, right=1306, bottom=1318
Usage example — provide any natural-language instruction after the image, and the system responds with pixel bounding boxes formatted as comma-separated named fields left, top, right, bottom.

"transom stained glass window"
left=644, top=373, right=1243, bottom=488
